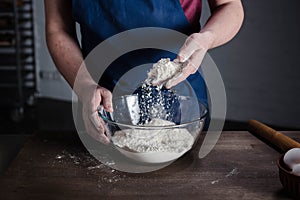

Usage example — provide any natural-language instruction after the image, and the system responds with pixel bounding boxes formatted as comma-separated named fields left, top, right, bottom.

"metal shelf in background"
left=0, top=0, right=36, bottom=121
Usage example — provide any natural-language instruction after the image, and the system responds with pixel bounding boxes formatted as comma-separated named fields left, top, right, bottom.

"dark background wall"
left=202, top=0, right=300, bottom=128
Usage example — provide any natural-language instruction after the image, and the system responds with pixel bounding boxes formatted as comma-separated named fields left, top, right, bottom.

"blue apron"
left=72, top=0, right=209, bottom=119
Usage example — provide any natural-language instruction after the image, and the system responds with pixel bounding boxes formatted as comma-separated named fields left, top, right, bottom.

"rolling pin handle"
left=248, top=119, right=300, bottom=153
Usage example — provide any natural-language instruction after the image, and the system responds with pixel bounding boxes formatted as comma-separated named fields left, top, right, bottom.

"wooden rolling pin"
left=248, top=119, right=300, bottom=152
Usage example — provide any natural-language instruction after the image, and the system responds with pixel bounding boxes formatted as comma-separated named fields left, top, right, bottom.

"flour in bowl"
left=112, top=118, right=194, bottom=153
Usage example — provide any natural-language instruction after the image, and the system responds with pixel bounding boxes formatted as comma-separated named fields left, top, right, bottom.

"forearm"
left=46, top=31, right=96, bottom=101
left=201, top=0, right=244, bottom=49
left=44, top=0, right=97, bottom=102
left=46, top=31, right=81, bottom=87
left=169, top=0, right=244, bottom=87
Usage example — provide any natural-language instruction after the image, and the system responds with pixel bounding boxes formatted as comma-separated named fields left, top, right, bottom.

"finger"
left=89, top=111, right=102, bottom=130
left=98, top=115, right=112, bottom=139
left=90, top=87, right=102, bottom=113
left=167, top=47, right=206, bottom=89
left=84, top=114, right=110, bottom=144
left=90, top=125, right=110, bottom=144
left=151, top=80, right=164, bottom=86
left=152, top=69, right=183, bottom=86
left=100, top=88, right=113, bottom=112
left=89, top=112, right=110, bottom=144
left=151, top=60, right=185, bottom=86
left=165, top=65, right=195, bottom=89
left=88, top=123, right=110, bottom=144
left=177, top=36, right=199, bottom=62
left=188, top=49, right=206, bottom=71
left=165, top=74, right=184, bottom=89
left=152, top=78, right=171, bottom=86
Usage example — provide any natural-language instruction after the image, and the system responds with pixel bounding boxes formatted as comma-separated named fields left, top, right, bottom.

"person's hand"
left=165, top=32, right=213, bottom=88
left=81, top=84, right=113, bottom=144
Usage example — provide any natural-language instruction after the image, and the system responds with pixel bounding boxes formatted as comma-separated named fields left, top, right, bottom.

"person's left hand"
left=165, top=32, right=213, bottom=88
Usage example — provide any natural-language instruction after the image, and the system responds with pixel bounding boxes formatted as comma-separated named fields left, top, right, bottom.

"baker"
left=44, top=0, right=244, bottom=144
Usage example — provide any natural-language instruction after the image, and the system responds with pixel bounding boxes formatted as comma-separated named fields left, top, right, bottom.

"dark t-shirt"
left=180, top=0, right=202, bottom=30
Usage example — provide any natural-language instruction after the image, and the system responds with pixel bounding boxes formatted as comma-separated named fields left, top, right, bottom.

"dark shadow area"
left=1, top=98, right=298, bottom=135
left=0, top=98, right=76, bottom=135
left=0, top=134, right=28, bottom=175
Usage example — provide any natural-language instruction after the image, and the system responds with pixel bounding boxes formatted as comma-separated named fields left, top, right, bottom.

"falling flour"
left=112, top=118, right=194, bottom=153
left=135, top=58, right=182, bottom=124
left=135, top=83, right=179, bottom=124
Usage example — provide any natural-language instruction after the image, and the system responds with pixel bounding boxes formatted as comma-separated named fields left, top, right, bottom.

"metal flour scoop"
left=106, top=84, right=181, bottom=126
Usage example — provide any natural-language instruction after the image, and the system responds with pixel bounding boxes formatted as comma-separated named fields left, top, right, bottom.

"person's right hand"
left=81, top=84, right=113, bottom=144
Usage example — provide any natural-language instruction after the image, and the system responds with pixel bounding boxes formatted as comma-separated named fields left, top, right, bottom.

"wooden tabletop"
left=0, top=131, right=299, bottom=200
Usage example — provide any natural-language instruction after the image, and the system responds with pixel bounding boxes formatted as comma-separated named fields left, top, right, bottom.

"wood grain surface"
left=0, top=131, right=299, bottom=200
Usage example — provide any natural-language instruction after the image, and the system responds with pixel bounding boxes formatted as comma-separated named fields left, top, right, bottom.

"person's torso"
left=72, top=0, right=202, bottom=56
left=72, top=0, right=208, bottom=109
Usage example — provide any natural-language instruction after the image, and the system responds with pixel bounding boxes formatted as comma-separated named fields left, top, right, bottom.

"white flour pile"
left=112, top=118, right=194, bottom=153
left=145, top=58, right=182, bottom=85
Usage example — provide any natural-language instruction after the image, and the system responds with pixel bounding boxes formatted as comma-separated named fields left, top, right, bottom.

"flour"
left=146, top=58, right=182, bottom=85
left=112, top=118, right=194, bottom=153
left=112, top=59, right=193, bottom=154
left=135, top=58, right=181, bottom=124
left=135, top=83, right=179, bottom=124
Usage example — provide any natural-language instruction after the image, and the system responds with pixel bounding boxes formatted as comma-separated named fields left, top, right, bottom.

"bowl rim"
left=98, top=95, right=208, bottom=129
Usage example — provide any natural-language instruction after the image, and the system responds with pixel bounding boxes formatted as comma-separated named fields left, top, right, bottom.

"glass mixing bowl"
left=98, top=94, right=207, bottom=164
